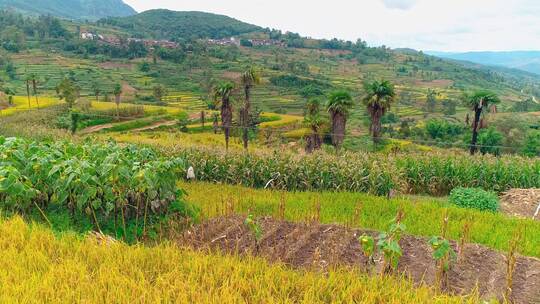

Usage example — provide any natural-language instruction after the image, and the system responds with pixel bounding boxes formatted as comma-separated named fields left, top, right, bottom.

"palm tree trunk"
left=221, top=98, right=232, bottom=151
left=313, top=125, right=322, bottom=150
left=26, top=81, right=31, bottom=108
left=370, top=104, right=383, bottom=144
left=331, top=111, right=346, bottom=149
left=115, top=95, right=121, bottom=121
left=242, top=86, right=251, bottom=150
left=470, top=108, right=482, bottom=155
left=32, top=80, right=39, bottom=109
left=372, top=113, right=382, bottom=144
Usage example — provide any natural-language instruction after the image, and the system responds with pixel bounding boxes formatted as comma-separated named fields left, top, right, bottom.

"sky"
left=123, top=0, right=540, bottom=52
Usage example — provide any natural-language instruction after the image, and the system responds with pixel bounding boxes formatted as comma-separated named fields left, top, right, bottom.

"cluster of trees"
left=0, top=11, right=70, bottom=52
left=100, top=10, right=261, bottom=41
left=213, top=67, right=261, bottom=150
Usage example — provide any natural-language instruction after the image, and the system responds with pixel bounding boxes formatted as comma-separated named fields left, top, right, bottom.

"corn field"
left=173, top=147, right=540, bottom=196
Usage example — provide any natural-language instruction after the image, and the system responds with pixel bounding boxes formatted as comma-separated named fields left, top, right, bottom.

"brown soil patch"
left=500, top=189, right=540, bottom=221
left=121, top=81, right=137, bottom=100
left=180, top=216, right=540, bottom=304
left=222, top=71, right=242, bottom=80
left=414, top=79, right=454, bottom=88
left=99, top=62, right=134, bottom=70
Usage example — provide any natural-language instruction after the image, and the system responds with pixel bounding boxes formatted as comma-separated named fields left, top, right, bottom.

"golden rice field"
left=90, top=101, right=184, bottom=116
left=0, top=96, right=60, bottom=116
left=0, top=216, right=477, bottom=303
left=111, top=131, right=255, bottom=151
left=260, top=113, right=303, bottom=128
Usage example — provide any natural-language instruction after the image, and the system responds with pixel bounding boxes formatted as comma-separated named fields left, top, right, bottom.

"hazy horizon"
left=122, top=0, right=540, bottom=53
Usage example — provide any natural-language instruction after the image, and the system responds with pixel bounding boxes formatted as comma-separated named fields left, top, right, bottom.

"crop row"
left=172, top=147, right=540, bottom=196
left=181, top=181, right=540, bottom=258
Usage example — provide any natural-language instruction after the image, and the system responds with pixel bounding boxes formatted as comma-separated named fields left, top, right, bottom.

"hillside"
left=0, top=0, right=136, bottom=20
left=100, top=9, right=262, bottom=40
left=428, top=51, right=540, bottom=75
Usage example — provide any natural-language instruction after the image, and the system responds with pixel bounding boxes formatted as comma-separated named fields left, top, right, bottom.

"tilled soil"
left=179, top=216, right=540, bottom=304
left=500, top=189, right=540, bottom=221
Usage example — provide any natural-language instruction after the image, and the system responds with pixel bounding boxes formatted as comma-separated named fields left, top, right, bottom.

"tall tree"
left=91, top=81, right=101, bottom=101
left=214, top=82, right=235, bottom=151
left=362, top=80, right=396, bottom=144
left=24, top=75, right=31, bottom=108
left=240, top=67, right=260, bottom=150
left=55, top=78, right=79, bottom=108
left=304, top=98, right=324, bottom=153
left=153, top=84, right=167, bottom=102
left=462, top=91, right=500, bottom=155
left=327, top=90, right=353, bottom=150
left=30, top=73, right=39, bottom=108
left=113, top=83, right=123, bottom=121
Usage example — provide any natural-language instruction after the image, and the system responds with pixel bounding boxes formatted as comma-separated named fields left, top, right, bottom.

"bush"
left=449, top=187, right=499, bottom=212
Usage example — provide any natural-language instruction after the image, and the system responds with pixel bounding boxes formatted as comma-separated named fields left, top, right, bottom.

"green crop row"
left=168, top=147, right=540, bottom=196
left=182, top=181, right=540, bottom=258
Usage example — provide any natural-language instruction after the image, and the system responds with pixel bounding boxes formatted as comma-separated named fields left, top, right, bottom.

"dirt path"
left=79, top=123, right=116, bottom=134
left=130, top=120, right=177, bottom=132
left=180, top=216, right=540, bottom=304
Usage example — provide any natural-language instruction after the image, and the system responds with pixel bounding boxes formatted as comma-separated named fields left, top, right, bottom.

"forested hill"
left=100, top=9, right=262, bottom=40
left=0, top=0, right=136, bottom=20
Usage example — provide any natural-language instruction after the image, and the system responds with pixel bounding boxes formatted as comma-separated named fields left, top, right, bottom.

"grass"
left=180, top=181, right=540, bottom=258
left=0, top=96, right=61, bottom=116
left=0, top=216, right=478, bottom=303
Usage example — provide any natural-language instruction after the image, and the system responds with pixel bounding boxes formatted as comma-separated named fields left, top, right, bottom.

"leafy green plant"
left=449, top=187, right=499, bottom=212
left=0, top=137, right=195, bottom=242
left=358, top=234, right=376, bottom=268
left=377, top=211, right=406, bottom=274
left=429, top=236, right=456, bottom=290
left=244, top=214, right=263, bottom=252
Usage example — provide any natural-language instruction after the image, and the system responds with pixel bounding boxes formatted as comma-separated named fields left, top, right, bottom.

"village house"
left=206, top=37, right=240, bottom=46
left=248, top=39, right=287, bottom=47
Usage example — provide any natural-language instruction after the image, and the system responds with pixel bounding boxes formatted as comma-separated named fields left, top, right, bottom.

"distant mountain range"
left=427, top=51, right=540, bottom=75
left=0, top=0, right=136, bottom=20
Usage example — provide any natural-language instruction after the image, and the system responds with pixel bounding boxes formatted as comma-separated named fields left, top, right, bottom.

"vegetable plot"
left=0, top=137, right=193, bottom=240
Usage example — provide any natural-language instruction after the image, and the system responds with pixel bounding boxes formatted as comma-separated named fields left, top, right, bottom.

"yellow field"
left=110, top=131, right=255, bottom=151
left=0, top=96, right=60, bottom=116
left=0, top=216, right=476, bottom=303
left=260, top=113, right=303, bottom=128
left=90, top=101, right=184, bottom=116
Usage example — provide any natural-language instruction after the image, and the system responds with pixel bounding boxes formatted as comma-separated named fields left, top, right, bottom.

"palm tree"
left=304, top=98, right=324, bottom=153
left=25, top=76, right=31, bottom=108
left=29, top=73, right=39, bottom=108
left=214, top=82, right=235, bottom=151
left=462, top=91, right=500, bottom=155
left=113, top=83, right=123, bottom=121
left=327, top=90, right=353, bottom=150
left=362, top=80, right=396, bottom=144
left=91, top=81, right=101, bottom=101
left=240, top=67, right=260, bottom=150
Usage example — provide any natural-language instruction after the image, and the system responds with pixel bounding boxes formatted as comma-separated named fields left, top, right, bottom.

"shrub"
left=449, top=187, right=499, bottom=212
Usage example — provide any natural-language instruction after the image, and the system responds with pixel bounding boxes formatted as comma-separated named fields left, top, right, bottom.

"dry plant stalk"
left=504, top=227, right=523, bottom=303
left=278, top=192, right=286, bottom=220
left=458, top=219, right=472, bottom=261
left=434, top=209, right=450, bottom=292
left=312, top=196, right=321, bottom=224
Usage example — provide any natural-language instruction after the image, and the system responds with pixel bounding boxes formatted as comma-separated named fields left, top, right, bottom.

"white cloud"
left=381, top=0, right=417, bottom=10
left=123, top=0, right=540, bottom=52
